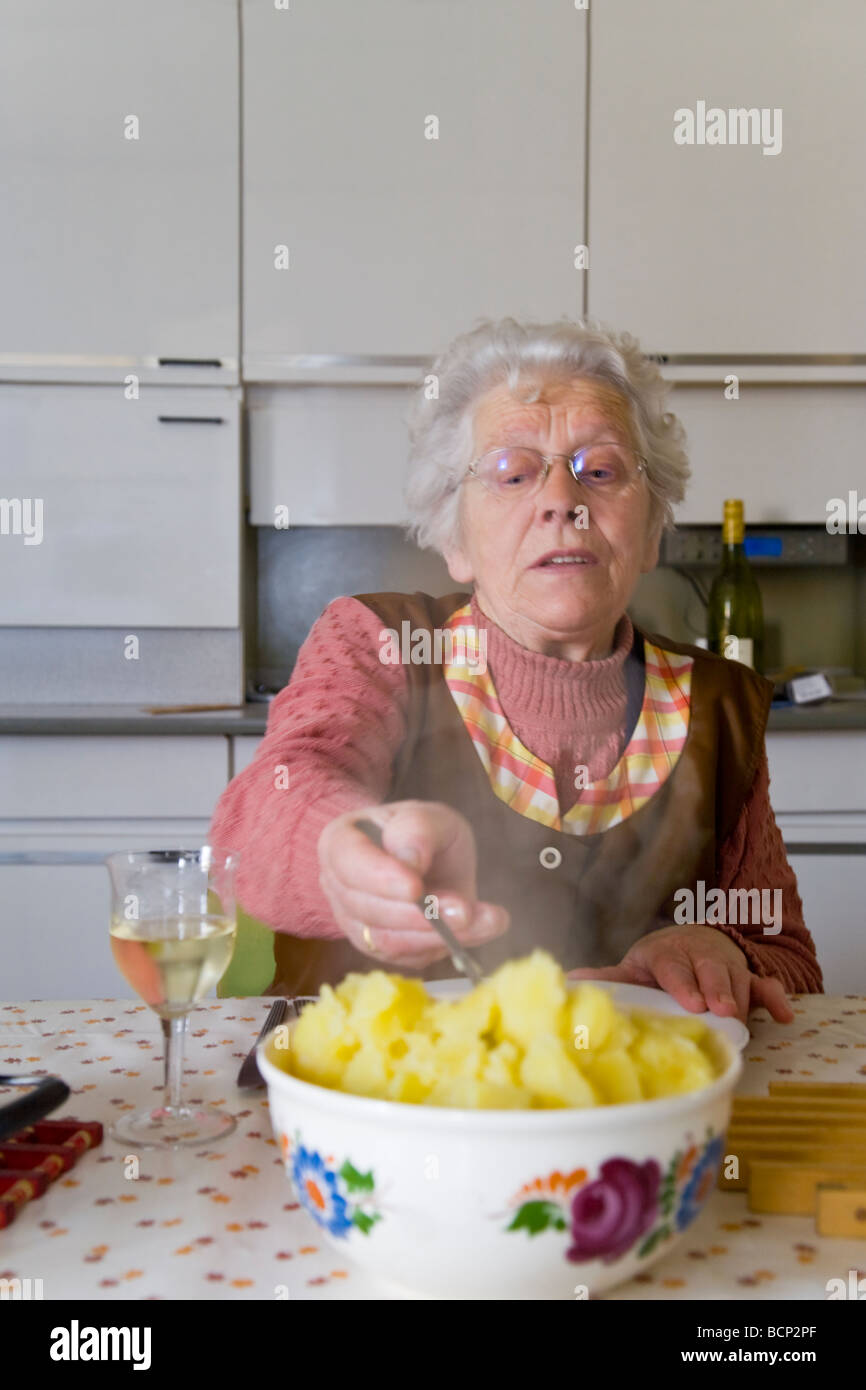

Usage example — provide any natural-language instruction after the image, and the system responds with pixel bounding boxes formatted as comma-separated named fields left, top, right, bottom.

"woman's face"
left=443, top=377, right=661, bottom=658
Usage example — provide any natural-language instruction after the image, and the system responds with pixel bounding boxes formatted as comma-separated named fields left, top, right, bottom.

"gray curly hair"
left=404, top=317, right=690, bottom=554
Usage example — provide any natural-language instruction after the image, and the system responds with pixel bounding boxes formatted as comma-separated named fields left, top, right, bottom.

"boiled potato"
left=338, top=972, right=427, bottom=1047
left=340, top=1041, right=391, bottom=1098
left=426, top=1077, right=534, bottom=1109
left=281, top=950, right=723, bottom=1108
left=567, top=981, right=619, bottom=1054
left=431, top=1037, right=489, bottom=1082
left=631, top=1008, right=708, bottom=1041
left=632, top=1030, right=715, bottom=1098
left=428, top=981, right=498, bottom=1043
left=519, top=1034, right=600, bottom=1108
left=582, top=1048, right=644, bottom=1104
left=290, top=985, right=359, bottom=1087
left=491, top=951, right=567, bottom=1049
left=385, top=1069, right=434, bottom=1104
left=482, top=1039, right=521, bottom=1088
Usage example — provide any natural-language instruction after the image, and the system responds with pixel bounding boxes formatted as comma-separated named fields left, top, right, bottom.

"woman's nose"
left=537, top=456, right=586, bottom=519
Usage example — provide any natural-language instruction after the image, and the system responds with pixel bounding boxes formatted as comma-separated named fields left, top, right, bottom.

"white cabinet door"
left=766, top=733, right=866, bottom=815
left=786, top=853, right=866, bottom=994
left=241, top=0, right=586, bottom=372
left=232, top=736, right=263, bottom=778
left=0, top=0, right=238, bottom=380
left=588, top=0, right=866, bottom=355
left=0, top=737, right=229, bottom=819
left=0, top=385, right=241, bottom=627
left=0, top=863, right=118, bottom=1000
left=247, top=385, right=411, bottom=524
left=0, top=820, right=222, bottom=1001
left=0, top=828, right=216, bottom=1001
left=0, top=735, right=228, bottom=999
left=767, top=734, right=866, bottom=993
left=670, top=385, right=866, bottom=524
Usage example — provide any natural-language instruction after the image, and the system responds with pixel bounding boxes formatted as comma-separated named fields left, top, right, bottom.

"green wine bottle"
left=706, top=498, right=764, bottom=673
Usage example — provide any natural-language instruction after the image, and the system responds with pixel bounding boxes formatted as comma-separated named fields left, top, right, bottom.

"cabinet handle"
left=157, top=358, right=223, bottom=368
left=157, top=416, right=226, bottom=425
left=0, top=851, right=123, bottom=865
left=646, top=353, right=866, bottom=366
left=785, top=843, right=866, bottom=855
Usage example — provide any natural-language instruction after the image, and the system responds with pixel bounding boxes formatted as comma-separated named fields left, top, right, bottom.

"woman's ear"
left=442, top=499, right=475, bottom=584
left=640, top=516, right=663, bottom=574
left=443, top=544, right=475, bottom=585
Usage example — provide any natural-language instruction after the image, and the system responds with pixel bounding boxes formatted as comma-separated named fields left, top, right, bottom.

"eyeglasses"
left=465, top=442, right=647, bottom=500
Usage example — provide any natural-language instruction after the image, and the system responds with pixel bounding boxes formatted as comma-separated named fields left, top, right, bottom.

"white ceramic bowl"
left=257, top=981, right=744, bottom=1299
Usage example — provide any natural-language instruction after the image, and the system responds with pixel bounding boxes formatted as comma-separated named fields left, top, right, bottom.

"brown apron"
left=267, top=590, right=773, bottom=995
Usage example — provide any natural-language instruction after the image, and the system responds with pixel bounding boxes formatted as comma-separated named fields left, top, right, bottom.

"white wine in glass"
left=105, top=847, right=240, bottom=1148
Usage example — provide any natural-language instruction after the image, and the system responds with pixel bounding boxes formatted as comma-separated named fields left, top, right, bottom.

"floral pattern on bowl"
left=504, top=1127, right=724, bottom=1264
left=279, top=1130, right=383, bottom=1238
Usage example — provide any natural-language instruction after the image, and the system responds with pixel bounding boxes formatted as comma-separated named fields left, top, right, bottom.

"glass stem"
left=161, top=1015, right=188, bottom=1113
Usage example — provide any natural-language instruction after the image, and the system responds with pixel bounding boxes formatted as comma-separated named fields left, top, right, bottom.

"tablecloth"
left=1, top=992, right=865, bottom=1300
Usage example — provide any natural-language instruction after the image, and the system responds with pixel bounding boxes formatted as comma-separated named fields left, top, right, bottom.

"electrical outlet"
left=660, top=527, right=848, bottom=567
left=660, top=529, right=721, bottom=567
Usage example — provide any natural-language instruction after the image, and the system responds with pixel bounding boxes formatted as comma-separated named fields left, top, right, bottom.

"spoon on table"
left=354, top=817, right=484, bottom=985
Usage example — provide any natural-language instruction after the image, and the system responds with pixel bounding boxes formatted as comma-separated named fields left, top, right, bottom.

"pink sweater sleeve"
left=208, top=597, right=408, bottom=937
left=712, top=748, right=824, bottom=995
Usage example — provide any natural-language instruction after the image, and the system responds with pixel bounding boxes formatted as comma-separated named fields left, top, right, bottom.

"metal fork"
left=236, top=996, right=321, bottom=1088
left=354, top=817, right=484, bottom=984
left=236, top=998, right=290, bottom=1089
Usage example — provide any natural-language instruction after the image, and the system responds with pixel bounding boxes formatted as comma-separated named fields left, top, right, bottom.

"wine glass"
left=105, top=846, right=240, bottom=1148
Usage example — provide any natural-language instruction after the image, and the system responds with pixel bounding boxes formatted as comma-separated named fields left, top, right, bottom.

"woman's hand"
left=568, top=923, right=794, bottom=1026
left=318, top=800, right=510, bottom=969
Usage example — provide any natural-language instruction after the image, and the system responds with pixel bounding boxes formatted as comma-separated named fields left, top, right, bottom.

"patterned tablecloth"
left=1, top=992, right=865, bottom=1301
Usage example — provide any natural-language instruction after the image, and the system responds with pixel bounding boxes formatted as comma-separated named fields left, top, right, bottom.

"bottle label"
left=722, top=635, right=754, bottom=667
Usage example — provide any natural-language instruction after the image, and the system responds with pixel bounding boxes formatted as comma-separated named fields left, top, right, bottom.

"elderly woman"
left=210, top=319, right=822, bottom=1024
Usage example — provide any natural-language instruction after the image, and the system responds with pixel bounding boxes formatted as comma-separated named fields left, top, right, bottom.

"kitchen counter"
left=0, top=702, right=271, bottom=736
left=765, top=701, right=866, bottom=731
left=0, top=701, right=865, bottom=735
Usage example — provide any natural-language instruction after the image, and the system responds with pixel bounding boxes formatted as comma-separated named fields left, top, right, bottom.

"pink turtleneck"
left=468, top=593, right=638, bottom=812
left=209, top=594, right=822, bottom=994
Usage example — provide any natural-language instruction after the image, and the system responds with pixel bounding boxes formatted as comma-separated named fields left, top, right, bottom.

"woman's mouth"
left=532, top=549, right=598, bottom=569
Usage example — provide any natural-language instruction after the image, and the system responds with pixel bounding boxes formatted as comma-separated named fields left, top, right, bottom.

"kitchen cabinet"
left=784, top=853, right=865, bottom=995
left=765, top=732, right=866, bottom=817
left=241, top=0, right=586, bottom=377
left=0, top=384, right=242, bottom=627
left=0, top=864, right=119, bottom=999
left=0, top=737, right=230, bottom=820
left=232, top=735, right=264, bottom=779
left=767, top=731, right=866, bottom=993
left=588, top=0, right=866, bottom=356
left=0, top=736, right=228, bottom=999
left=668, top=384, right=866, bottom=525
left=246, top=385, right=410, bottom=525
left=245, top=360, right=866, bottom=532
left=0, top=0, right=239, bottom=384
